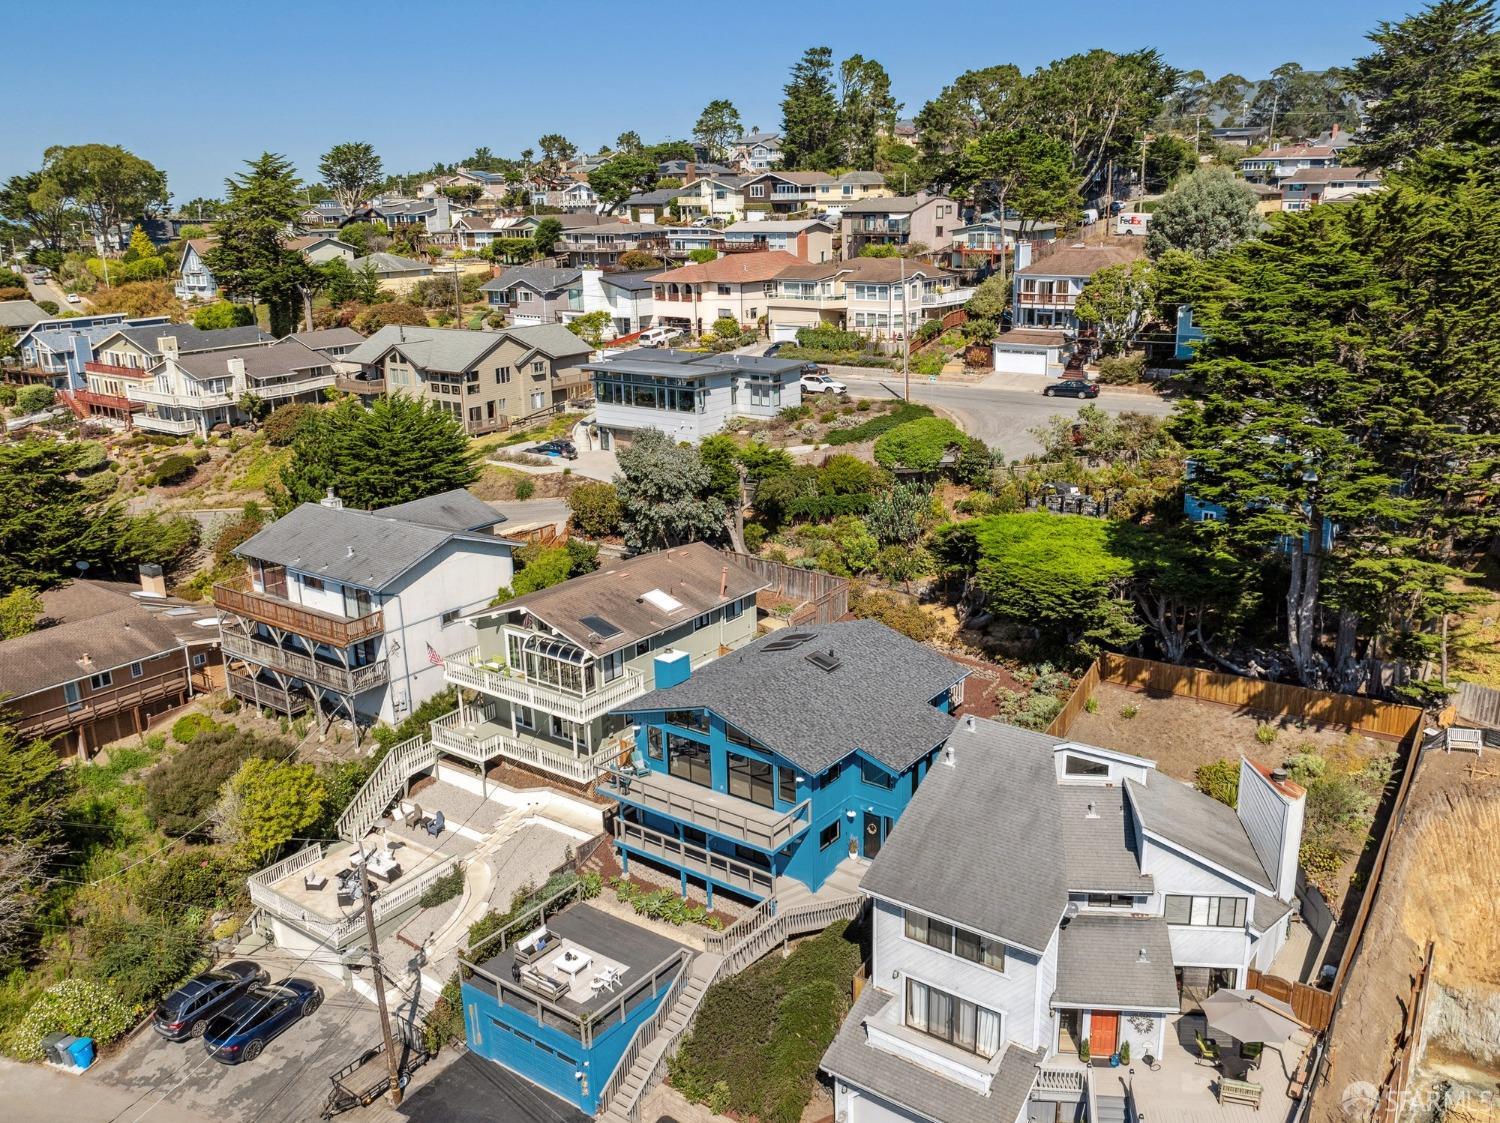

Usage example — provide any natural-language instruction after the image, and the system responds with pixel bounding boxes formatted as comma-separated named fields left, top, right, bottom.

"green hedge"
left=873, top=417, right=968, bottom=471
left=794, top=325, right=865, bottom=351
left=669, top=919, right=861, bottom=1123
left=823, top=402, right=934, bottom=446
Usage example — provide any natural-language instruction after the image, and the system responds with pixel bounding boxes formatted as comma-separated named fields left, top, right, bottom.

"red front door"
left=1090, top=1011, right=1119, bottom=1058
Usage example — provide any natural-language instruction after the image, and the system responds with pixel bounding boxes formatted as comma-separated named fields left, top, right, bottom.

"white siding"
left=1166, top=925, right=1249, bottom=973
left=1139, top=837, right=1256, bottom=976
left=871, top=900, right=1045, bottom=1051
left=1236, top=760, right=1304, bottom=900
left=1034, top=926, right=1059, bottom=1054
left=836, top=1079, right=935, bottom=1123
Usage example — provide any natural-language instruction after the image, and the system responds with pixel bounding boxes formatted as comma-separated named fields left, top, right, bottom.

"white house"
left=1012, top=243, right=1143, bottom=333
left=217, top=491, right=516, bottom=728
left=127, top=338, right=336, bottom=435
left=580, top=268, right=657, bottom=338
left=585, top=348, right=805, bottom=448
left=823, top=716, right=1304, bottom=1123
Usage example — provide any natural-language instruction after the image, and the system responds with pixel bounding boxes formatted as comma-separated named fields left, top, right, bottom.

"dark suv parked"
left=153, top=961, right=269, bottom=1041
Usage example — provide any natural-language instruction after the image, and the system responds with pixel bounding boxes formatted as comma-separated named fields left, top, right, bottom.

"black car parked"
left=153, top=961, right=269, bottom=1041
left=1042, top=378, right=1100, bottom=399
left=531, top=439, right=578, bottom=460
left=203, top=979, right=323, bottom=1065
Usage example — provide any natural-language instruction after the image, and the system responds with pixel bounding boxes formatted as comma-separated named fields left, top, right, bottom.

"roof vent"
left=805, top=648, right=841, bottom=672
left=964, top=715, right=975, bottom=732
left=346, top=545, right=355, bottom=558
left=1271, top=767, right=1290, bottom=783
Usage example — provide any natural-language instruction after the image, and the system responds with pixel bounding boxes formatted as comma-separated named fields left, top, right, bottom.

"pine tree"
left=0, top=440, right=123, bottom=592
left=271, top=396, right=480, bottom=514
left=204, top=153, right=313, bottom=337
left=837, top=56, right=901, bottom=168
left=780, top=47, right=841, bottom=170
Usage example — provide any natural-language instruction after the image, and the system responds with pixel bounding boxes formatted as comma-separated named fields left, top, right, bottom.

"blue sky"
left=6, top=0, right=1416, bottom=202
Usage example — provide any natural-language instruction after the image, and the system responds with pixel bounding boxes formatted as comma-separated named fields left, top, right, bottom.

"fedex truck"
left=1115, top=211, right=1153, bottom=237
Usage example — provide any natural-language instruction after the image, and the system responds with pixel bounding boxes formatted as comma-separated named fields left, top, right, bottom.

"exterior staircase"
left=599, top=950, right=722, bottom=1123
left=1094, top=1094, right=1129, bottom=1123
left=336, top=734, right=436, bottom=842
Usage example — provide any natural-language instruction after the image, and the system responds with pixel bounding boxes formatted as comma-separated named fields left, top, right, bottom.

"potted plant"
left=1119, top=1041, right=1131, bottom=1066
left=1078, top=1037, right=1091, bottom=1065
left=1109, top=1049, right=1120, bottom=1067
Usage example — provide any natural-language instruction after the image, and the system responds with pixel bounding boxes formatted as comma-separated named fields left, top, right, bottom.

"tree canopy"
left=204, top=152, right=313, bottom=336
left=270, top=395, right=480, bottom=514
left=318, top=141, right=383, bottom=212
left=1145, top=168, right=1261, bottom=259
left=613, top=430, right=727, bottom=550
left=693, top=100, right=743, bottom=162
left=42, top=143, right=169, bottom=241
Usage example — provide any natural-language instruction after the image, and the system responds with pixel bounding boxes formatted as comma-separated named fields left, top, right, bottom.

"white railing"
left=334, top=733, right=436, bottom=842
left=133, top=413, right=198, bottom=435
left=1036, top=1064, right=1086, bottom=1095
left=1085, top=1062, right=1099, bottom=1123
left=616, top=820, right=775, bottom=898
left=253, top=373, right=337, bottom=400
left=598, top=952, right=692, bottom=1118
left=443, top=647, right=647, bottom=725
left=127, top=385, right=236, bottom=407
left=428, top=710, right=619, bottom=784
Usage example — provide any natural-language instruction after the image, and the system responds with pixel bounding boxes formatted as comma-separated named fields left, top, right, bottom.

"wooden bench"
left=1219, top=1078, right=1263, bottom=1110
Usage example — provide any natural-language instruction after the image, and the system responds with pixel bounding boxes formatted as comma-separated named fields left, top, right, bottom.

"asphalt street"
left=820, top=367, right=1176, bottom=459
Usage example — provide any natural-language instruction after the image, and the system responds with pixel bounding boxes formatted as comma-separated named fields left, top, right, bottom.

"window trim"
left=818, top=820, right=841, bottom=851
left=903, top=909, right=1006, bottom=973
left=1164, top=894, right=1247, bottom=928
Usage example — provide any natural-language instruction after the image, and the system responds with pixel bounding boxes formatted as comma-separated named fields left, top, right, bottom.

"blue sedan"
left=203, top=978, right=323, bottom=1064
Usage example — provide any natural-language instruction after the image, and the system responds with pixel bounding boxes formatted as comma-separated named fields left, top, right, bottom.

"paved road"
left=487, top=497, right=571, bottom=530
left=823, top=368, right=1176, bottom=460
left=25, top=274, right=85, bottom=311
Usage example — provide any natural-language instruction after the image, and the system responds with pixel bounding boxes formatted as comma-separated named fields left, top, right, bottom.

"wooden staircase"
left=335, top=733, right=435, bottom=842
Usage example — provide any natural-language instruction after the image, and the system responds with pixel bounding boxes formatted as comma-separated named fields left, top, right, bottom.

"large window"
left=1164, top=895, right=1247, bottom=928
left=1064, top=754, right=1109, bottom=777
left=666, top=709, right=708, bottom=734
left=777, top=768, right=797, bottom=806
left=905, top=910, right=1006, bottom=972
left=859, top=758, right=898, bottom=790
left=668, top=736, right=712, bottom=788
left=905, top=979, right=1002, bottom=1058
left=727, top=752, right=774, bottom=808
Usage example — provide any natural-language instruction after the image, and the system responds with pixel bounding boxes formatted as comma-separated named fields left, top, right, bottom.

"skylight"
left=580, top=614, right=622, bottom=639
left=641, top=589, right=684, bottom=613
left=805, top=648, right=842, bottom=672
left=762, top=631, right=816, bottom=652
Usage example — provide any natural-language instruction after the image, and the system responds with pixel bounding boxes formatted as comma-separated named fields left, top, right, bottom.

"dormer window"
left=1064, top=754, right=1109, bottom=778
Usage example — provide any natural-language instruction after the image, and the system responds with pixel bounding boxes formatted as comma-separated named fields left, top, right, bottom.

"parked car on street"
left=800, top=371, right=846, bottom=395
left=153, top=961, right=270, bottom=1041
left=66, top=293, right=81, bottom=304
left=203, top=978, right=323, bottom=1064
left=530, top=439, right=577, bottom=460
left=1042, top=378, right=1099, bottom=398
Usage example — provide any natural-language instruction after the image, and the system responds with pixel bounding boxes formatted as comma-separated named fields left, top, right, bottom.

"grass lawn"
left=667, top=919, right=862, bottom=1123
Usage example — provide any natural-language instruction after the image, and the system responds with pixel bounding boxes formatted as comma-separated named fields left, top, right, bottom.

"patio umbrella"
left=1200, top=989, right=1302, bottom=1044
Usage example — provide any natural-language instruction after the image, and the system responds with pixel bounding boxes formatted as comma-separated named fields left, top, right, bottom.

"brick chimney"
left=684, top=163, right=697, bottom=184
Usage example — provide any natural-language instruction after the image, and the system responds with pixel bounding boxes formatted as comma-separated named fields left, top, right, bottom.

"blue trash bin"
left=66, top=1036, right=95, bottom=1070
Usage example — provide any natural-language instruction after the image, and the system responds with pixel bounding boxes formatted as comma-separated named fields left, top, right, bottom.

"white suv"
left=800, top=371, right=847, bottom=395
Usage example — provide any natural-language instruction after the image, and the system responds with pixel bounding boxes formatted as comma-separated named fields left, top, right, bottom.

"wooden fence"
left=1045, top=660, right=1101, bottom=737
left=1090, top=653, right=1424, bottom=742
left=1245, top=969, right=1335, bottom=1033
left=727, top=552, right=850, bottom=625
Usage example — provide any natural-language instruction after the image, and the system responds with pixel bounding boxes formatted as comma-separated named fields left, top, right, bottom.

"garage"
left=993, top=328, right=1070, bottom=376
left=770, top=323, right=801, bottom=343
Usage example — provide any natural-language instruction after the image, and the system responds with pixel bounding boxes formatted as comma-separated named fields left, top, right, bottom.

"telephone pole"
left=899, top=250, right=910, bottom=401
left=358, top=849, right=404, bottom=1107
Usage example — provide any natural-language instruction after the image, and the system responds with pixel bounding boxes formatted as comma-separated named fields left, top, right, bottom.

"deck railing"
left=615, top=820, right=775, bottom=898
left=214, top=577, right=384, bottom=649
left=428, top=705, right=621, bottom=783
left=225, top=671, right=309, bottom=716
left=597, top=954, right=692, bottom=1118
left=442, top=646, right=645, bottom=725
left=334, top=733, right=435, bottom=843
left=597, top=770, right=811, bottom=852
left=221, top=632, right=388, bottom=694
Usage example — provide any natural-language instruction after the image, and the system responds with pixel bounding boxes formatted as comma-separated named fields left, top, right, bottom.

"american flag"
left=426, top=643, right=444, bottom=667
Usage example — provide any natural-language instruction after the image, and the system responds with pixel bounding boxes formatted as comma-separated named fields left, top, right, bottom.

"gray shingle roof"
left=110, top=323, right=274, bottom=356
left=352, top=252, right=431, bottom=275
left=483, top=543, right=766, bottom=656
left=821, top=988, right=1042, bottom=1123
left=0, top=300, right=49, bottom=329
left=481, top=266, right=581, bottom=294
left=1055, top=914, right=1179, bottom=1010
left=623, top=619, right=966, bottom=776
left=860, top=718, right=1068, bottom=952
left=343, top=325, right=505, bottom=373
left=1253, top=892, right=1295, bottom=933
left=840, top=195, right=944, bottom=214
left=1125, top=774, right=1274, bottom=890
left=173, top=338, right=327, bottom=381
left=288, top=327, right=366, bottom=351
left=599, top=270, right=658, bottom=293
left=504, top=322, right=592, bottom=359
left=235, top=501, right=502, bottom=590
left=1059, top=786, right=1155, bottom=895
left=374, top=489, right=505, bottom=533
left=625, top=188, right=682, bottom=207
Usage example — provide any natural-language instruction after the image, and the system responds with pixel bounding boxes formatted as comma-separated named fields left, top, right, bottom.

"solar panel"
left=580, top=614, right=622, bottom=639
left=762, top=631, right=816, bottom=652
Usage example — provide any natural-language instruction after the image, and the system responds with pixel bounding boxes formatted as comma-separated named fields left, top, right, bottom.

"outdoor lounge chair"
left=626, top=748, right=651, bottom=777
left=1194, top=1031, right=1221, bottom=1066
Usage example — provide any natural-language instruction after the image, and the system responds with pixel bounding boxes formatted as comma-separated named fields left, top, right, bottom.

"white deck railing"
left=334, top=734, right=435, bottom=843
left=442, top=646, right=646, bottom=724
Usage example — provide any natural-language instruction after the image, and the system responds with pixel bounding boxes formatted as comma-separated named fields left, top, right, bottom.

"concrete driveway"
left=88, top=961, right=390, bottom=1123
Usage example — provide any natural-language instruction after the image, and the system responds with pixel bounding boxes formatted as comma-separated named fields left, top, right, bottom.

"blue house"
left=461, top=903, right=689, bottom=1114
left=1174, top=303, right=1206, bottom=360
left=601, top=620, right=969, bottom=907
left=13, top=314, right=170, bottom=390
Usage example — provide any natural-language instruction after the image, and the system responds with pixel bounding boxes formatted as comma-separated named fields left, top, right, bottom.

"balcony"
left=134, top=414, right=199, bottom=435
left=772, top=290, right=842, bottom=306
left=923, top=287, right=974, bottom=307
left=19, top=668, right=188, bottom=740
left=1017, top=290, right=1078, bottom=307
left=614, top=818, right=775, bottom=898
left=73, top=388, right=143, bottom=413
left=214, top=577, right=384, bottom=649
left=428, top=705, right=626, bottom=783
left=334, top=374, right=386, bottom=394
left=597, top=768, right=812, bottom=852
left=220, top=631, right=389, bottom=695
left=443, top=646, right=646, bottom=725
left=251, top=373, right=337, bottom=401
left=85, top=361, right=151, bottom=379
left=126, top=385, right=234, bottom=408
left=226, top=671, right=309, bottom=716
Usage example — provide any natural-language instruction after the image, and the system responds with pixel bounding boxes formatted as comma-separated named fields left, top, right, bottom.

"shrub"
left=567, top=481, right=621, bottom=537
left=1305, top=774, right=1370, bottom=828
left=15, top=385, right=55, bottom=414
left=795, top=325, right=864, bottom=352
left=848, top=584, right=937, bottom=642
left=1120, top=702, right=1140, bottom=719
left=1194, top=758, right=1239, bottom=807
left=143, top=849, right=242, bottom=919
left=1254, top=723, right=1278, bottom=745
left=35, top=299, right=59, bottom=315
left=86, top=919, right=205, bottom=1010
left=419, top=865, right=467, bottom=908
left=0, top=385, right=15, bottom=407
left=171, top=713, right=218, bottom=744
left=742, top=523, right=768, bottom=552
left=145, top=726, right=286, bottom=836
left=148, top=453, right=196, bottom=487
left=874, top=417, right=968, bottom=471
left=262, top=402, right=315, bottom=446
left=1299, top=836, right=1347, bottom=889
left=824, top=402, right=934, bottom=446
left=1096, top=352, right=1146, bottom=384
left=1284, top=752, right=1325, bottom=784
left=12, top=979, right=134, bottom=1058
left=1084, top=696, right=1099, bottom=714
left=514, top=477, right=535, bottom=500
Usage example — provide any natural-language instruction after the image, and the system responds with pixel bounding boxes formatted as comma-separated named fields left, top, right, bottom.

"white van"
left=1115, top=211, right=1152, bottom=236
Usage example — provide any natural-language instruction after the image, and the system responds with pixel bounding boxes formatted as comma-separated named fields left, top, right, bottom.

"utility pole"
left=899, top=250, right=910, bottom=401
left=1139, top=133, right=1149, bottom=197
left=1268, top=93, right=1281, bottom=145
left=1194, top=113, right=1203, bottom=157
left=358, top=849, right=404, bottom=1107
